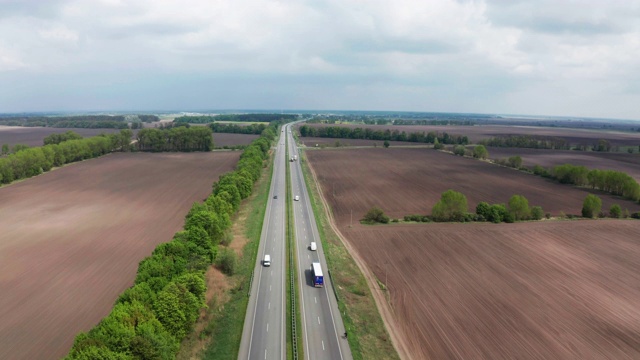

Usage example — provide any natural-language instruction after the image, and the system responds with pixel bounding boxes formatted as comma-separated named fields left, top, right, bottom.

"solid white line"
left=267, top=323, right=269, bottom=332
left=322, top=340, right=325, bottom=351
left=264, top=349, right=267, bottom=359
left=318, top=316, right=321, bottom=325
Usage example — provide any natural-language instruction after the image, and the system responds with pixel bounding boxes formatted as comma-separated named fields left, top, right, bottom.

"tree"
left=508, top=195, right=531, bottom=221
left=433, top=138, right=444, bottom=150
left=431, top=190, right=468, bottom=222
left=2, top=144, right=9, bottom=155
left=473, top=145, right=488, bottom=159
left=475, top=201, right=491, bottom=220
left=383, top=140, right=390, bottom=148
left=453, top=145, right=465, bottom=156
left=362, top=206, right=390, bottom=224
left=531, top=206, right=544, bottom=220
left=508, top=156, right=523, bottom=169
left=609, top=204, right=622, bottom=218
left=582, top=194, right=602, bottom=218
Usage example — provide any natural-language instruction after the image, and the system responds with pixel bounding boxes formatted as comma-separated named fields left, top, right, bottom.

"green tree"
left=1, top=144, right=9, bottom=155
left=432, top=190, right=468, bottom=222
left=383, top=140, right=390, bottom=148
left=609, top=204, right=622, bottom=218
left=362, top=206, right=390, bottom=224
left=475, top=201, right=491, bottom=221
left=508, top=156, right=523, bottom=169
left=508, top=195, right=531, bottom=221
left=473, top=145, right=488, bottom=159
left=453, top=145, right=465, bottom=156
left=531, top=206, right=544, bottom=220
left=581, top=194, right=602, bottom=218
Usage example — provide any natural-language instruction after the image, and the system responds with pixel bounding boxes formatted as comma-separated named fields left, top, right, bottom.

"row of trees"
left=65, top=121, right=279, bottom=359
left=298, top=125, right=470, bottom=145
left=480, top=135, right=571, bottom=150
left=136, top=127, right=213, bottom=152
left=0, top=131, right=132, bottom=185
left=0, top=115, right=158, bottom=128
left=209, top=122, right=268, bottom=134
left=541, top=164, right=640, bottom=202
left=43, top=130, right=83, bottom=145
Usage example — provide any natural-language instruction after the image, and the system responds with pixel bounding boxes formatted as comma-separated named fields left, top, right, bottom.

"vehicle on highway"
left=273, top=195, right=277, bottom=199
left=310, top=242, right=317, bottom=251
left=263, top=254, right=271, bottom=267
left=294, top=195, right=300, bottom=201
left=311, top=262, right=324, bottom=287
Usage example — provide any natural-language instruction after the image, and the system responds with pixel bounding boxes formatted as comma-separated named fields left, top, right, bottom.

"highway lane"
left=238, top=127, right=287, bottom=360
left=288, top=125, right=353, bottom=360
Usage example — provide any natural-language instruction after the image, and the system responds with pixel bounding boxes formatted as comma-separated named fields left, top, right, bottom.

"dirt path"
left=306, top=157, right=412, bottom=360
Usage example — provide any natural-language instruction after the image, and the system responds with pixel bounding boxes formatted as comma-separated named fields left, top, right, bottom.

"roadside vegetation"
left=64, top=123, right=278, bottom=359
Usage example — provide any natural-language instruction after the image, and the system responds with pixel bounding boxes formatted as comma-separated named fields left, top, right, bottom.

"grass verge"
left=198, top=151, right=275, bottom=360
left=299, top=153, right=400, bottom=360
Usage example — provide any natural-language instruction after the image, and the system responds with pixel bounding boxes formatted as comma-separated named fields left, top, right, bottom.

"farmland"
left=305, top=147, right=640, bottom=359
left=212, top=133, right=259, bottom=147
left=487, top=147, right=640, bottom=182
left=0, top=152, right=239, bottom=359
left=298, top=123, right=640, bottom=148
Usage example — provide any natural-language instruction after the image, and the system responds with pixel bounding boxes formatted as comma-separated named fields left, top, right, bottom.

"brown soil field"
left=0, top=126, right=125, bottom=147
left=298, top=123, right=640, bottom=147
left=0, top=152, right=239, bottom=360
left=300, top=136, right=424, bottom=148
left=306, top=148, right=640, bottom=226
left=213, top=133, right=259, bottom=147
left=342, top=221, right=640, bottom=359
left=305, top=148, right=640, bottom=359
left=487, top=147, right=640, bottom=182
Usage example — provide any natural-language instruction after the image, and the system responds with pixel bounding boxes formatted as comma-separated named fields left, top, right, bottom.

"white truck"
left=293, top=155, right=298, bottom=161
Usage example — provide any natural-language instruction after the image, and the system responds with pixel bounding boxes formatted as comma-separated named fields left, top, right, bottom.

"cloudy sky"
left=1, top=0, right=639, bottom=120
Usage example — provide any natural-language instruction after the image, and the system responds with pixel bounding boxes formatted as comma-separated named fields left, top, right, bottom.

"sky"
left=1, top=0, right=640, bottom=120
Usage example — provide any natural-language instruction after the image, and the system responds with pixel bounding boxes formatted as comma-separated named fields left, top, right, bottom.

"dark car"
left=273, top=195, right=278, bottom=199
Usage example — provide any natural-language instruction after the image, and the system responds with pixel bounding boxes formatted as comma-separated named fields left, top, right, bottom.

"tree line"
left=65, top=121, right=279, bottom=359
left=0, top=130, right=132, bottom=185
left=299, top=125, right=470, bottom=145
left=136, top=127, right=213, bottom=152
left=209, top=122, right=267, bottom=135
left=479, top=135, right=571, bottom=150
left=0, top=115, right=158, bottom=129
left=174, top=114, right=297, bottom=124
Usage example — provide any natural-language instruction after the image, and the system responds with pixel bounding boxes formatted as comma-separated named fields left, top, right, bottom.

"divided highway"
left=239, top=127, right=287, bottom=360
left=287, top=126, right=353, bottom=360
left=239, top=122, right=352, bottom=359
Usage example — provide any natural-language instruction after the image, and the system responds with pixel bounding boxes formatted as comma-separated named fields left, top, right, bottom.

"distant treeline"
left=310, top=118, right=474, bottom=126
left=136, top=127, right=213, bottom=152
left=299, top=125, right=469, bottom=144
left=0, top=130, right=132, bottom=185
left=209, top=122, right=267, bottom=135
left=479, top=135, right=571, bottom=150
left=65, top=123, right=278, bottom=359
left=0, top=115, right=159, bottom=128
left=174, top=113, right=297, bottom=124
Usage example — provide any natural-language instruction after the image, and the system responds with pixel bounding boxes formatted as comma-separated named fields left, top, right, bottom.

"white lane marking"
left=264, top=349, right=267, bottom=359
left=270, top=285, right=272, bottom=292
left=318, top=316, right=321, bottom=324
left=308, top=255, right=310, bottom=259
left=270, top=270, right=272, bottom=277
left=267, top=323, right=269, bottom=332
left=322, top=340, right=325, bottom=351
left=268, top=302, right=271, bottom=310
left=315, top=297, right=317, bottom=304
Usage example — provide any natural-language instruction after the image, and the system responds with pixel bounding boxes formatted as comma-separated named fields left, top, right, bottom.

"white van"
left=294, top=195, right=300, bottom=201
left=263, top=254, right=271, bottom=267
left=310, top=242, right=317, bottom=251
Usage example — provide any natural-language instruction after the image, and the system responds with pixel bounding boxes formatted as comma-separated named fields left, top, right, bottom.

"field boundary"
left=304, top=152, right=411, bottom=360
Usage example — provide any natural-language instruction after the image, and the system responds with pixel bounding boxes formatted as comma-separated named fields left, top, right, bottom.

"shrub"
left=433, top=142, right=444, bottom=150
left=507, top=156, right=523, bottom=169
left=473, top=145, right=488, bottom=159
left=531, top=206, right=544, bottom=220
left=453, top=145, right=466, bottom=156
left=432, top=190, right=468, bottom=222
left=581, top=194, right=602, bottom=218
left=631, top=212, right=640, bottom=219
left=216, top=248, right=238, bottom=275
left=532, top=165, right=548, bottom=177
left=475, top=201, right=491, bottom=220
left=609, top=204, right=622, bottom=218
left=363, top=206, right=390, bottom=224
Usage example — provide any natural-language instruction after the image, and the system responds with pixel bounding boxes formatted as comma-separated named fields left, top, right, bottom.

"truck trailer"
left=311, top=262, right=324, bottom=287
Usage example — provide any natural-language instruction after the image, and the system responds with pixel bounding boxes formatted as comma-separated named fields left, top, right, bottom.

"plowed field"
left=213, top=133, right=259, bottom=147
left=0, top=152, right=239, bottom=359
left=305, top=147, right=640, bottom=359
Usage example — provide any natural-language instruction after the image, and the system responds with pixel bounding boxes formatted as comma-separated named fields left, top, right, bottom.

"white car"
left=263, top=254, right=271, bottom=267
left=294, top=195, right=300, bottom=201
left=310, top=242, right=317, bottom=251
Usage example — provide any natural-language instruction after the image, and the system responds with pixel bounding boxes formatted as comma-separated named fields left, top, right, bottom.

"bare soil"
left=0, top=152, right=239, bottom=360
left=300, top=137, right=424, bottom=148
left=305, top=147, right=640, bottom=359
left=213, top=133, right=259, bottom=147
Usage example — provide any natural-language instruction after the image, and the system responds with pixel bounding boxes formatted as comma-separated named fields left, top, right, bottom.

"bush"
left=216, top=248, right=237, bottom=275
left=582, top=194, right=602, bottom=218
left=432, top=190, right=468, bottom=222
left=473, top=145, right=488, bottom=159
left=531, top=206, right=544, bottom=220
left=363, top=206, right=390, bottom=224
left=508, top=195, right=531, bottom=221
left=631, top=212, right=640, bottom=219
left=507, top=156, right=522, bottom=169
left=433, top=142, right=444, bottom=150
left=609, top=204, right=622, bottom=218
left=475, top=201, right=491, bottom=221
left=453, top=145, right=466, bottom=156
left=532, top=165, right=549, bottom=177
